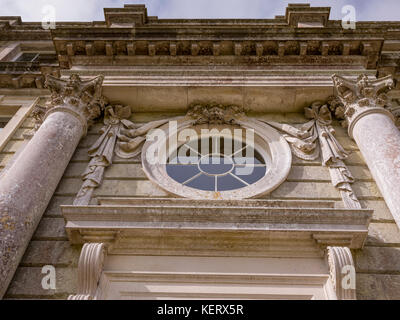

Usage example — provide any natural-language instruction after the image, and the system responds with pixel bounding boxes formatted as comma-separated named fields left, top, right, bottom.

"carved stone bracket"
left=68, top=243, right=107, bottom=300
left=73, top=105, right=131, bottom=206
left=326, top=246, right=356, bottom=300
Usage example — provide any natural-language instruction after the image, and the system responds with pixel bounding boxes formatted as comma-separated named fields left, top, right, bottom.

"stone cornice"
left=62, top=198, right=372, bottom=255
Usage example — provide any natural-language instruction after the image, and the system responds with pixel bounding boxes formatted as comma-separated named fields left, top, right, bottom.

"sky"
left=0, top=0, right=399, bottom=22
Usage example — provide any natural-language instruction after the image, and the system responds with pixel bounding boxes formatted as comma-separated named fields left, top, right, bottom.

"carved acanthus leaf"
left=332, top=74, right=394, bottom=106
left=332, top=74, right=395, bottom=137
left=45, top=74, right=106, bottom=132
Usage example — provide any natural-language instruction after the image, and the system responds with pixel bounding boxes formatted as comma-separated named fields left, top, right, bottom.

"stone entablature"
left=62, top=198, right=372, bottom=252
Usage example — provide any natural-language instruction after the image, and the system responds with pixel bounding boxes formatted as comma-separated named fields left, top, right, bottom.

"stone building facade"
left=0, top=3, right=400, bottom=299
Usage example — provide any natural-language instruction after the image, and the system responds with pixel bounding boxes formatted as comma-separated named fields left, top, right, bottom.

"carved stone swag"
left=68, top=100, right=363, bottom=209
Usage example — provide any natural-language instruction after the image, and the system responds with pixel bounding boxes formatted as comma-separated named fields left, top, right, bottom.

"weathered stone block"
left=64, top=163, right=147, bottom=179
left=271, top=181, right=339, bottom=199
left=287, top=165, right=330, bottom=181
left=5, top=267, right=77, bottom=298
left=359, top=200, right=395, bottom=222
left=33, top=218, right=68, bottom=240
left=355, top=246, right=400, bottom=273
left=1, top=140, right=24, bottom=153
left=287, top=165, right=373, bottom=182
left=94, top=179, right=168, bottom=197
left=21, top=241, right=80, bottom=267
left=77, top=133, right=100, bottom=148
left=247, top=113, right=307, bottom=124
left=20, top=117, right=35, bottom=129
left=55, top=178, right=82, bottom=195
left=344, top=151, right=367, bottom=165
left=63, top=163, right=87, bottom=178
left=335, top=135, right=359, bottom=151
left=70, top=148, right=90, bottom=162
left=352, top=181, right=382, bottom=199
left=12, top=128, right=32, bottom=140
left=104, top=163, right=146, bottom=179
left=357, top=274, right=400, bottom=300
left=0, top=153, right=13, bottom=167
left=44, top=196, right=74, bottom=217
left=367, top=223, right=400, bottom=245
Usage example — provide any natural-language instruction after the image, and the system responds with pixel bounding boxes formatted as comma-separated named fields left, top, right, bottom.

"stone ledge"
left=62, top=198, right=372, bottom=255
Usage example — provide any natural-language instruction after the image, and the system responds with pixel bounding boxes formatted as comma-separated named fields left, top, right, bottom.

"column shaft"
left=352, top=113, right=400, bottom=227
left=0, top=111, right=83, bottom=298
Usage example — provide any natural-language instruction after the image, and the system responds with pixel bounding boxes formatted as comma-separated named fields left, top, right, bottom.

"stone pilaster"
left=0, top=74, right=104, bottom=298
left=332, top=74, right=400, bottom=229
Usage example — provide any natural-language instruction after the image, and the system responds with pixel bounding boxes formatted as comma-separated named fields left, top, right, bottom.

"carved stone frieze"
left=332, top=74, right=395, bottom=138
left=326, top=246, right=356, bottom=300
left=45, top=74, right=106, bottom=135
left=74, top=105, right=131, bottom=206
left=68, top=243, right=107, bottom=300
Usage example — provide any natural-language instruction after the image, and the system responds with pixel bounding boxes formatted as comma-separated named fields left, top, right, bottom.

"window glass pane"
left=166, top=137, right=267, bottom=192
left=166, top=164, right=200, bottom=184
left=217, top=174, right=246, bottom=191
left=185, top=173, right=215, bottom=191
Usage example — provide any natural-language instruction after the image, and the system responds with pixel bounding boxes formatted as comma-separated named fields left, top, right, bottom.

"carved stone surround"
left=68, top=242, right=356, bottom=300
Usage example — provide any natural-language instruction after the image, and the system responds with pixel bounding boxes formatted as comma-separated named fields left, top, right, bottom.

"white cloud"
left=0, top=0, right=399, bottom=21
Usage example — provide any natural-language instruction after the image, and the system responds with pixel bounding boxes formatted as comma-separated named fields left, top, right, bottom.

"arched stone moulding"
left=140, top=117, right=292, bottom=200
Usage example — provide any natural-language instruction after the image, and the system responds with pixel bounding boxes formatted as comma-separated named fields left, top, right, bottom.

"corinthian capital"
left=331, top=74, right=395, bottom=138
left=45, top=74, right=105, bottom=133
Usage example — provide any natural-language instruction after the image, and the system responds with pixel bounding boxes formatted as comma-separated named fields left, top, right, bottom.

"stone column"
left=0, top=74, right=104, bottom=298
left=332, top=74, right=400, bottom=229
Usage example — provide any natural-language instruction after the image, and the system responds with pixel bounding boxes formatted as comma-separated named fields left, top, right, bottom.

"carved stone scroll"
left=326, top=246, right=356, bottom=300
left=68, top=243, right=107, bottom=300
left=114, top=103, right=247, bottom=159
left=260, top=119, right=320, bottom=161
left=73, top=105, right=131, bottom=205
left=115, top=117, right=180, bottom=159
